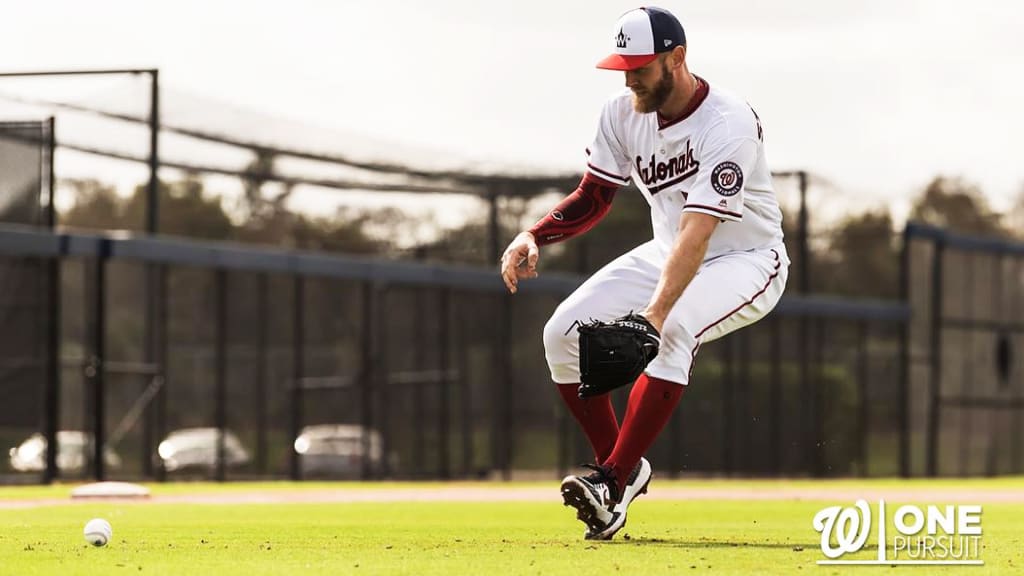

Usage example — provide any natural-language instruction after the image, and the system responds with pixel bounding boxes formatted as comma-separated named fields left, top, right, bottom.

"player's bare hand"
left=499, top=232, right=539, bottom=294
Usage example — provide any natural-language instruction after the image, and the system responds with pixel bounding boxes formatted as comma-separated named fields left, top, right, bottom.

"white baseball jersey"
left=543, top=77, right=789, bottom=385
left=585, top=78, right=785, bottom=260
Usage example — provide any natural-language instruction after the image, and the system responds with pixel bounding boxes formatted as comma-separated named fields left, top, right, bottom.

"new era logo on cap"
left=596, top=6, right=686, bottom=71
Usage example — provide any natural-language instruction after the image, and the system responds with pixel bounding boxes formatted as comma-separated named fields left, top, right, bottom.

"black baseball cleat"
left=560, top=464, right=620, bottom=535
left=585, top=457, right=652, bottom=540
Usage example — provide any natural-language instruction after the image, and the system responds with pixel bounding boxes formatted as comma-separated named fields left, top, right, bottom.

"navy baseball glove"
left=576, top=313, right=661, bottom=398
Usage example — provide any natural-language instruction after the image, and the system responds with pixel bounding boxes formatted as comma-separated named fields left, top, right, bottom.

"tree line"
left=56, top=174, right=1022, bottom=301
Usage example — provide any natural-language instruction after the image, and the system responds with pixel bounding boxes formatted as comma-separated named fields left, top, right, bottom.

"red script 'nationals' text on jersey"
left=586, top=78, right=784, bottom=260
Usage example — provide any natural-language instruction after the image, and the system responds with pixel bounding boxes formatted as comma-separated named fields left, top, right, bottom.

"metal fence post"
left=1008, top=255, right=1022, bottom=474
left=898, top=226, right=911, bottom=477
left=412, top=288, right=425, bottom=476
left=45, top=117, right=56, bottom=228
left=375, top=284, right=390, bottom=478
left=457, top=299, right=472, bottom=478
left=43, top=119, right=60, bottom=483
left=488, top=192, right=501, bottom=265
left=90, top=239, right=110, bottom=481
left=146, top=69, right=160, bottom=235
left=770, top=315, right=782, bottom=475
left=144, top=70, right=162, bottom=476
left=43, top=242, right=61, bottom=484
left=290, top=275, right=305, bottom=481
left=799, top=314, right=812, bottom=475
left=796, top=171, right=812, bottom=476
left=439, top=288, right=452, bottom=479
left=813, top=319, right=826, bottom=477
left=214, top=269, right=227, bottom=482
left=926, top=237, right=945, bottom=477
left=797, top=170, right=810, bottom=296
left=721, top=338, right=734, bottom=475
left=43, top=118, right=60, bottom=484
left=142, top=263, right=157, bottom=479
left=959, top=255, right=975, bottom=476
left=494, top=294, right=513, bottom=480
left=360, top=281, right=380, bottom=479
left=992, top=253, right=1009, bottom=475
left=738, top=329, right=751, bottom=473
left=155, top=266, right=168, bottom=482
left=255, top=273, right=268, bottom=474
left=856, top=321, right=869, bottom=476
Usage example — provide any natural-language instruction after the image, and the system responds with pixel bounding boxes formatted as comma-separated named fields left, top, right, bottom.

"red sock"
left=603, top=374, right=684, bottom=493
left=557, top=384, right=619, bottom=463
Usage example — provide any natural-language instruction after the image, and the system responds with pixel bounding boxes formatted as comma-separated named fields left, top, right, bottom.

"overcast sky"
left=0, top=0, right=1020, bottom=224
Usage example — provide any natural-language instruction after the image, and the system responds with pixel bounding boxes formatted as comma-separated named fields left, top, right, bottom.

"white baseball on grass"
left=83, top=518, right=112, bottom=547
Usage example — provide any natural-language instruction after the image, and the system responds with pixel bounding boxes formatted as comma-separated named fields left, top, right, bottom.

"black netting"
left=0, top=121, right=47, bottom=226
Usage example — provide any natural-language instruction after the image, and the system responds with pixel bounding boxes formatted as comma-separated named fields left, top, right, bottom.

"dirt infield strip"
left=3, top=485, right=1024, bottom=509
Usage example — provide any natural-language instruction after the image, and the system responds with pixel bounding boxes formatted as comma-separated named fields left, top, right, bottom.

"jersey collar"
left=657, top=75, right=709, bottom=130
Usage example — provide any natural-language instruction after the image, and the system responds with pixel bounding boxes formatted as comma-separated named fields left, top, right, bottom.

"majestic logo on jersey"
left=635, top=141, right=699, bottom=194
left=616, top=28, right=629, bottom=48
left=711, top=161, right=743, bottom=197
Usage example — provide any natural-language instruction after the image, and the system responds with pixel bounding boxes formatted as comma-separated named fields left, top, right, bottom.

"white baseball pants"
left=543, top=241, right=788, bottom=385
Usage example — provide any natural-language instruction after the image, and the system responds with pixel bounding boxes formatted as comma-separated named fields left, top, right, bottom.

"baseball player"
left=499, top=6, right=789, bottom=540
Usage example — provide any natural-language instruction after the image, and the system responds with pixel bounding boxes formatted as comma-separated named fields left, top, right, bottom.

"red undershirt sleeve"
left=527, top=173, right=620, bottom=246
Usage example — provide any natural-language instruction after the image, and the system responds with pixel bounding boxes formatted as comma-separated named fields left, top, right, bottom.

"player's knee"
left=659, top=321, right=698, bottom=357
left=660, top=323, right=685, bottom=343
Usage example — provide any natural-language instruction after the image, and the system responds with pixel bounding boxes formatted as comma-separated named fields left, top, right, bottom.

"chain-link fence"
left=905, top=223, right=1024, bottom=477
left=0, top=224, right=914, bottom=483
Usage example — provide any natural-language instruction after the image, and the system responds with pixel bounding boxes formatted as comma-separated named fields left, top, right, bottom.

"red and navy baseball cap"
left=596, top=7, right=686, bottom=71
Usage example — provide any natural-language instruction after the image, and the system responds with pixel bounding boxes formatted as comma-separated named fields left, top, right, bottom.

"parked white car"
left=8, top=431, right=122, bottom=473
left=293, top=424, right=385, bottom=478
left=157, top=427, right=250, bottom=472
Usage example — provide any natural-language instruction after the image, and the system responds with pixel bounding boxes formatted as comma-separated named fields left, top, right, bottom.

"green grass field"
left=1, top=479, right=1022, bottom=575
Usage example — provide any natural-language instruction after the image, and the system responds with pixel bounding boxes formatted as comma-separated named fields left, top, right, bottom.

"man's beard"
left=632, top=63, right=674, bottom=113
